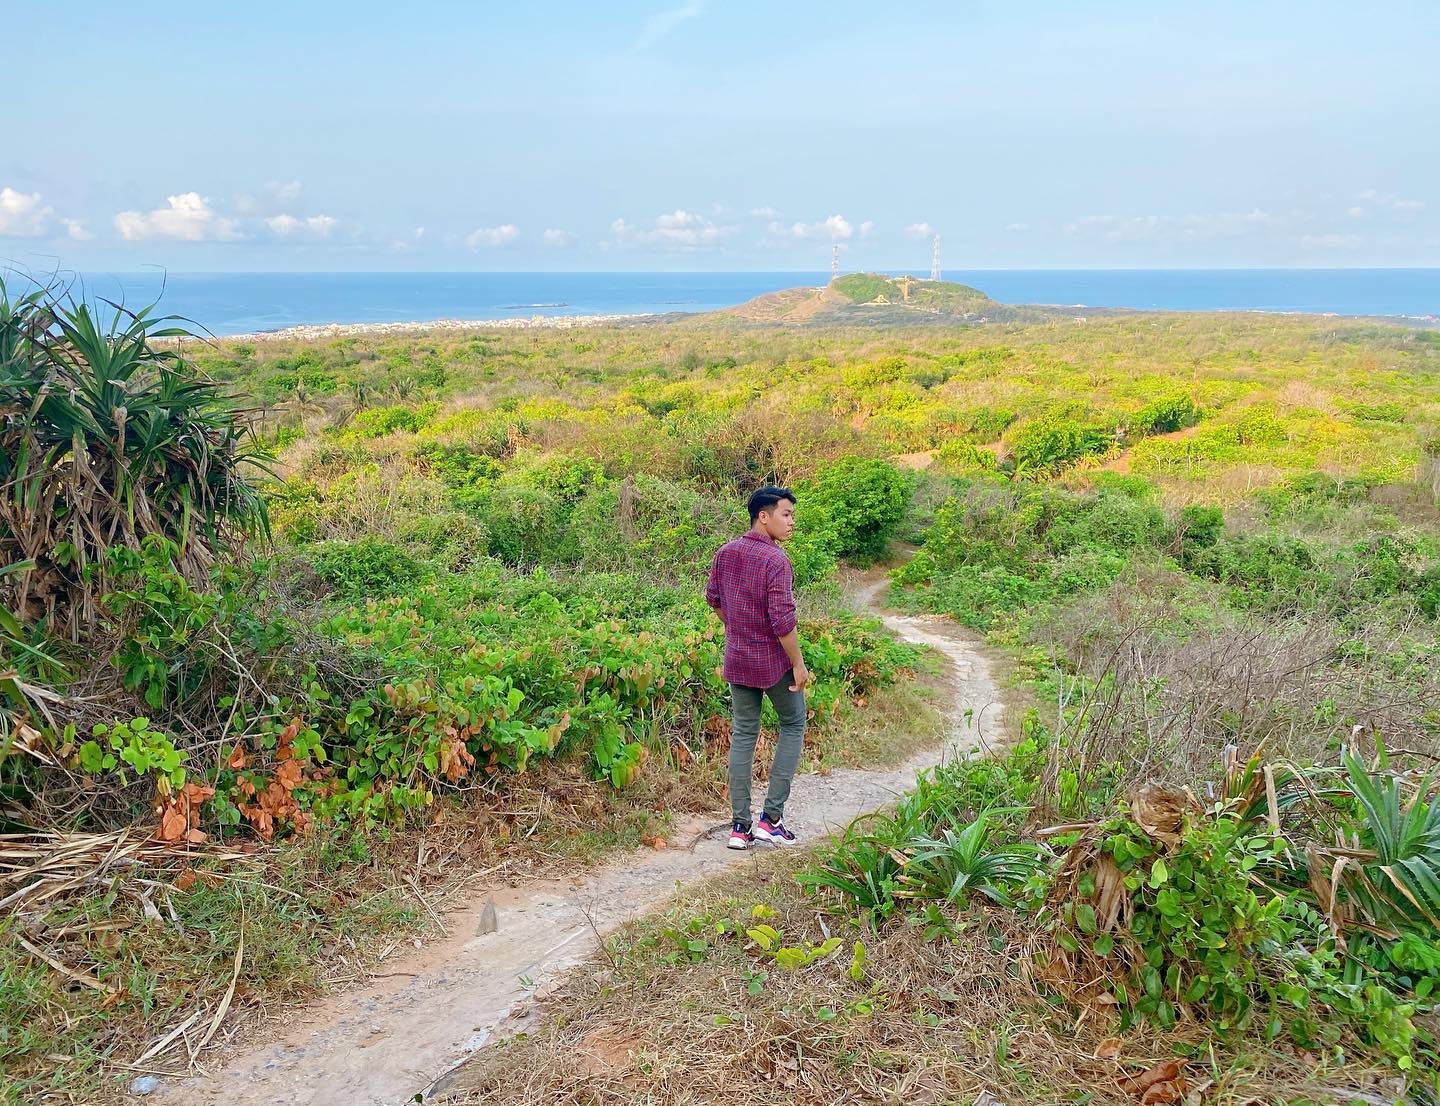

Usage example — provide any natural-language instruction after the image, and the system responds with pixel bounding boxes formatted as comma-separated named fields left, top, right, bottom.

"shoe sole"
left=753, top=828, right=798, bottom=846
left=726, top=837, right=751, bottom=850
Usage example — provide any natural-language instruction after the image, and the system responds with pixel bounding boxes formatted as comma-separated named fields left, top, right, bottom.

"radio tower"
left=930, top=233, right=941, bottom=281
left=831, top=243, right=840, bottom=282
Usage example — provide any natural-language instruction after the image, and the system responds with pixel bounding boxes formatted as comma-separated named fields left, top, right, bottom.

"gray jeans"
left=728, top=671, right=807, bottom=825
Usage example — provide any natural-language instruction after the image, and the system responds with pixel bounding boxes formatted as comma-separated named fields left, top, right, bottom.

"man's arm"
left=767, top=559, right=809, bottom=690
left=777, top=629, right=809, bottom=691
left=704, top=552, right=723, bottom=622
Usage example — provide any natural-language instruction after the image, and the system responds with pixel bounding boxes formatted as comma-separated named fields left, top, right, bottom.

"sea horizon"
left=4, top=267, right=1438, bottom=336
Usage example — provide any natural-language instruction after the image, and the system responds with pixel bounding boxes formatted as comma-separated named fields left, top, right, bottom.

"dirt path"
left=152, top=580, right=1006, bottom=1106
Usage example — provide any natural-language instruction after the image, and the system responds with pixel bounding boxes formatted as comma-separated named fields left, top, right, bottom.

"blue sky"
left=3, top=0, right=1436, bottom=271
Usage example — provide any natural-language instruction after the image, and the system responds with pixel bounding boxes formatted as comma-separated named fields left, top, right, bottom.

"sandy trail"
left=152, top=578, right=1005, bottom=1106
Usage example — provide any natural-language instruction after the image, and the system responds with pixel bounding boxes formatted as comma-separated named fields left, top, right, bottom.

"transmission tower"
left=831, top=243, right=840, bottom=281
left=930, top=234, right=941, bottom=281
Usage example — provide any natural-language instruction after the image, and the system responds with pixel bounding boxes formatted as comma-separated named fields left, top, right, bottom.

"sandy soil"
left=149, top=580, right=1007, bottom=1106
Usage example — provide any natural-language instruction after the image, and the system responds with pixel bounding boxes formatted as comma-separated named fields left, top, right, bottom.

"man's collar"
left=742, top=529, right=775, bottom=545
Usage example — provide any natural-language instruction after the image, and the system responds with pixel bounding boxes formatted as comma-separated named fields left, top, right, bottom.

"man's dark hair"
left=748, top=485, right=797, bottom=523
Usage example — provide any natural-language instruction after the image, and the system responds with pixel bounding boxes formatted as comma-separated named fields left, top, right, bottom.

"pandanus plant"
left=0, top=276, right=269, bottom=638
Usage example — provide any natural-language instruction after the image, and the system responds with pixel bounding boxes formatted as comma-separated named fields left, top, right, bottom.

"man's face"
left=759, top=499, right=796, bottom=542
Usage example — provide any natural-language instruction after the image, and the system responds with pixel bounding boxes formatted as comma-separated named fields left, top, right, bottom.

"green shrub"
left=567, top=476, right=732, bottom=577
left=412, top=442, right=503, bottom=488
left=481, top=482, right=569, bottom=565
left=918, top=565, right=1051, bottom=630
left=312, top=538, right=431, bottom=599
left=341, top=403, right=438, bottom=439
left=1346, top=401, right=1407, bottom=423
left=1132, top=393, right=1201, bottom=436
left=1234, top=405, right=1289, bottom=446
left=806, top=458, right=912, bottom=560
left=832, top=273, right=896, bottom=304
left=1007, top=416, right=1110, bottom=475
left=1044, top=493, right=1168, bottom=557
left=1186, top=532, right=1319, bottom=610
left=1175, top=504, right=1225, bottom=557
left=935, top=438, right=997, bottom=472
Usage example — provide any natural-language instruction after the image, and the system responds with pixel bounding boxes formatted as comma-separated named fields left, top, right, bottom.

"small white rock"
left=130, top=1075, right=160, bottom=1096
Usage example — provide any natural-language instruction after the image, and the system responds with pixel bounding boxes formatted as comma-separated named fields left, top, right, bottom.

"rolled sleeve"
left=705, top=555, right=722, bottom=609
left=766, top=559, right=797, bottom=638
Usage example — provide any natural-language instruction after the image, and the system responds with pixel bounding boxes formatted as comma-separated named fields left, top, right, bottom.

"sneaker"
left=727, top=821, right=754, bottom=850
left=753, top=815, right=797, bottom=846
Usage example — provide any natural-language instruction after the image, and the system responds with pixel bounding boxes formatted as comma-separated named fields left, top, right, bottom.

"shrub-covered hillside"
left=3, top=277, right=1440, bottom=1102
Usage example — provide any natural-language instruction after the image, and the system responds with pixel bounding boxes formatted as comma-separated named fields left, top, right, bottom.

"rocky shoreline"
left=221, top=311, right=659, bottom=342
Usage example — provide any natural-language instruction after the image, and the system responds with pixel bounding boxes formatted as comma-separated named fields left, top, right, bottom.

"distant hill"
left=712, top=273, right=1064, bottom=327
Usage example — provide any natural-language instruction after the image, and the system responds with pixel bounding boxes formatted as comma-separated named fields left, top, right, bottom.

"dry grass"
left=1027, top=565, right=1440, bottom=812
left=434, top=849, right=1402, bottom=1106
left=1, top=675, right=937, bottom=1104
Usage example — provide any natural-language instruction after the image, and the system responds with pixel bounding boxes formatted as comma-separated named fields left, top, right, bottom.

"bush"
left=831, top=273, right=895, bottom=304
left=1175, top=504, right=1225, bottom=558
left=935, top=438, right=997, bottom=472
left=412, top=442, right=503, bottom=488
left=567, top=476, right=732, bottom=577
left=1007, top=416, right=1110, bottom=475
left=312, top=538, right=431, bottom=599
left=1132, top=393, right=1200, bottom=436
left=480, top=481, right=569, bottom=564
left=0, top=280, right=268, bottom=636
left=341, top=403, right=438, bottom=439
left=805, top=458, right=912, bottom=560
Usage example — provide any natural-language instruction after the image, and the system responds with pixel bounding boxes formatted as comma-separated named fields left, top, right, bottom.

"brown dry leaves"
left=156, top=782, right=215, bottom=844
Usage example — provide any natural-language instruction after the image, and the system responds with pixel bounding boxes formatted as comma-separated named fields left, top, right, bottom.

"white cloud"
left=859, top=220, right=874, bottom=237
left=611, top=209, right=734, bottom=248
left=466, top=224, right=520, bottom=249
left=1346, top=206, right=1367, bottom=219
left=769, top=213, right=856, bottom=240
left=1358, top=189, right=1424, bottom=213
left=1006, top=222, right=1030, bottom=232
left=114, top=192, right=243, bottom=242
left=0, top=187, right=54, bottom=237
left=750, top=206, right=780, bottom=218
left=542, top=228, right=573, bottom=247
left=62, top=218, right=92, bottom=241
left=903, top=222, right=933, bottom=240
left=632, top=1, right=704, bottom=52
left=1064, top=209, right=1272, bottom=242
left=413, top=226, right=426, bottom=239
left=265, top=213, right=338, bottom=238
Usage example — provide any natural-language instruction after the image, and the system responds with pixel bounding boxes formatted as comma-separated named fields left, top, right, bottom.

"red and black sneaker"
left=753, top=815, right=797, bottom=846
left=727, top=821, right=754, bottom=850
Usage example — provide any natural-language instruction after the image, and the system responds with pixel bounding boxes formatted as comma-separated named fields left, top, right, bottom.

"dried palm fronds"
left=0, top=828, right=254, bottom=914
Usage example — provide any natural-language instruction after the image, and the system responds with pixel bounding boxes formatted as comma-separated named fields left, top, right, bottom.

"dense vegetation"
left=3, top=274, right=1440, bottom=1102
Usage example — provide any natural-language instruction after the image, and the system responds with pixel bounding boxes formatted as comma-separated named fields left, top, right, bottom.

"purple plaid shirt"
left=705, top=530, right=798, bottom=689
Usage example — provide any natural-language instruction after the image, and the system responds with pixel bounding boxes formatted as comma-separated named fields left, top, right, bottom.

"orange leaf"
left=1123, top=1061, right=1182, bottom=1097
left=158, top=805, right=187, bottom=842
left=176, top=868, right=198, bottom=891
left=227, top=745, right=248, bottom=770
left=185, top=827, right=208, bottom=845
left=276, top=760, right=304, bottom=791
left=1095, top=1038, right=1122, bottom=1060
left=1141, top=1081, right=1183, bottom=1106
left=184, top=782, right=215, bottom=805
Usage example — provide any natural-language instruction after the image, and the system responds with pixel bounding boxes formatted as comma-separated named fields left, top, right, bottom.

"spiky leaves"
left=0, top=278, right=268, bottom=637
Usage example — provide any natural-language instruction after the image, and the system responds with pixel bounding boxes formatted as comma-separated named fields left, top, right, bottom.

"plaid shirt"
left=705, top=530, right=798, bottom=689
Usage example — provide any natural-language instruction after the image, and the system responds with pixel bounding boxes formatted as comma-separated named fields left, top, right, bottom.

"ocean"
left=13, top=269, right=1440, bottom=337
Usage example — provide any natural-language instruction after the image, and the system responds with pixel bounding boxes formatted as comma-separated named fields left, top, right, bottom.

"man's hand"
left=789, top=662, right=811, bottom=692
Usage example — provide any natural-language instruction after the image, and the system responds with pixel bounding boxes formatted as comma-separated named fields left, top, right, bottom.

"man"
left=705, top=486, right=811, bottom=850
